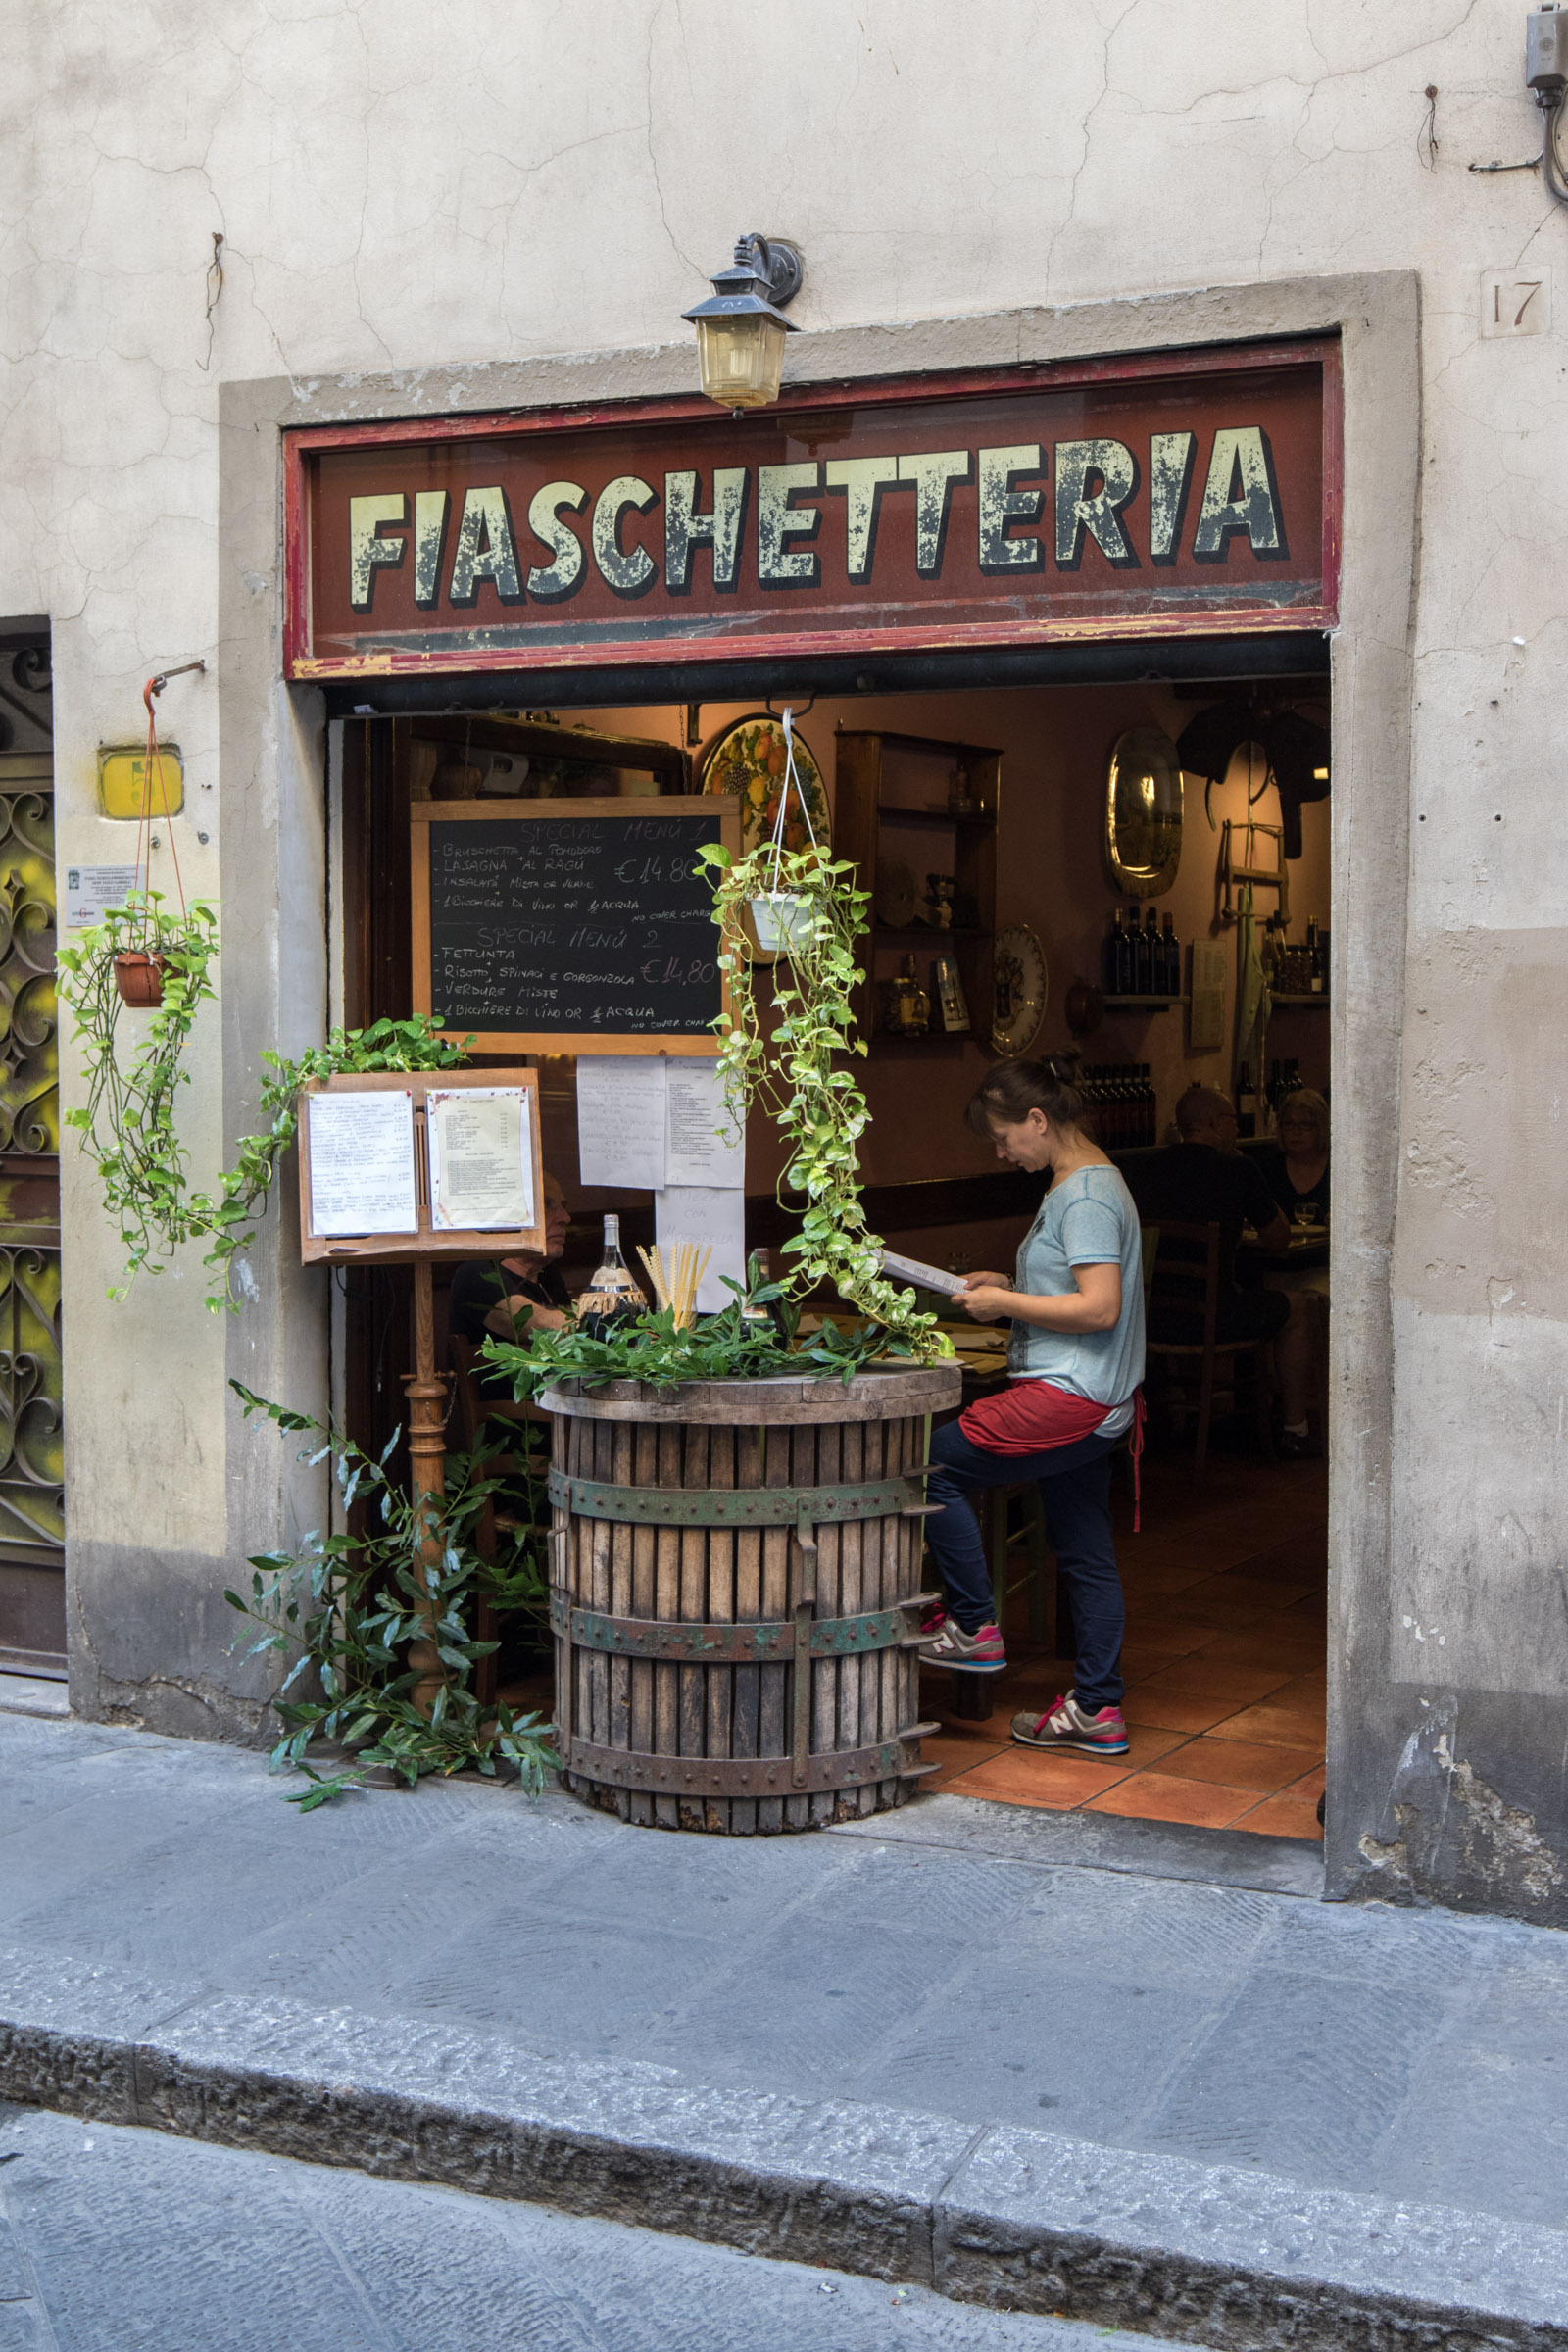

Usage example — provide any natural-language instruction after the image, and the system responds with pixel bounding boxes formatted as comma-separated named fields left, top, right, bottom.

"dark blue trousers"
left=923, top=1418, right=1126, bottom=1714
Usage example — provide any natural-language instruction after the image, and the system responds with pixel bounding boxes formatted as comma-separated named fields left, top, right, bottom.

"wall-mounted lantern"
left=682, top=233, right=804, bottom=411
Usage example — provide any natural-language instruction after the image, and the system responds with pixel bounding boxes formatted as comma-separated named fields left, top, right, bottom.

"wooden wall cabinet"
left=833, top=730, right=1000, bottom=1053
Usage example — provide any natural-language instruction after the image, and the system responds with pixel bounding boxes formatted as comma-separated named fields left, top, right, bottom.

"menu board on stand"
left=295, top=1066, right=547, bottom=1713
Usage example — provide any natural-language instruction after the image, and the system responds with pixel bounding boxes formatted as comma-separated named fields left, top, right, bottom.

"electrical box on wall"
left=97, top=745, right=184, bottom=819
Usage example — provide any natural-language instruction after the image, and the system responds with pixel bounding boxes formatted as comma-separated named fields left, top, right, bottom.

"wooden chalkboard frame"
left=410, top=796, right=741, bottom=1056
left=297, top=1067, right=546, bottom=1266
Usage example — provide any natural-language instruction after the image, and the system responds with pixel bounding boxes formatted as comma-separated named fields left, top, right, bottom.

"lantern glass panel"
left=694, top=314, right=787, bottom=409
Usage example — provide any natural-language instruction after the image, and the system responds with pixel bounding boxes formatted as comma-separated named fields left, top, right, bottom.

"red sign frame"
left=283, top=339, right=1340, bottom=682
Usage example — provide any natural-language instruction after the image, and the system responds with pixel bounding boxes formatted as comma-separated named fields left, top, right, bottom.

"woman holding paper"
left=918, top=1058, right=1145, bottom=1760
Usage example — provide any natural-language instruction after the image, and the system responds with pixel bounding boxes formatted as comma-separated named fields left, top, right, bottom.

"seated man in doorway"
left=1126, top=1086, right=1309, bottom=1439
left=448, top=1170, right=573, bottom=1395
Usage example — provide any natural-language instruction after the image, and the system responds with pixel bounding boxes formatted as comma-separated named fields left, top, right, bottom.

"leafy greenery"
left=59, top=888, right=469, bottom=1313
left=196, top=1014, right=469, bottom=1312
left=58, top=894, right=221, bottom=1300
left=699, top=841, right=951, bottom=1365
left=223, top=1381, right=559, bottom=1809
left=491, top=1261, right=905, bottom=1400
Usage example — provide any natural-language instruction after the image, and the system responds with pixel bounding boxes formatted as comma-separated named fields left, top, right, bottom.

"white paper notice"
left=655, top=1186, right=747, bottom=1313
left=576, top=1056, right=667, bottom=1190
left=427, top=1087, right=536, bottom=1232
left=62, top=864, right=139, bottom=931
left=664, top=1058, right=744, bottom=1189
left=307, top=1090, right=417, bottom=1237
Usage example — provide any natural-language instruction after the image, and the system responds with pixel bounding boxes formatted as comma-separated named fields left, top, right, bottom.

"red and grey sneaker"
left=1011, top=1690, right=1129, bottom=1755
left=918, top=1614, right=1007, bottom=1673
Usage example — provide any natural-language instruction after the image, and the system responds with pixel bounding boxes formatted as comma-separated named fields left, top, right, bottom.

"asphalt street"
left=0, top=2105, right=1197, bottom=2352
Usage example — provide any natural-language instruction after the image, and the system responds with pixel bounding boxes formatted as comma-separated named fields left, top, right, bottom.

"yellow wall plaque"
left=98, top=745, right=184, bottom=819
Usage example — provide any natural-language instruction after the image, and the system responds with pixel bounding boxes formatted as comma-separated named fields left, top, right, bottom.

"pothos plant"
left=224, top=1382, right=559, bottom=1808
left=57, top=898, right=467, bottom=1307
left=698, top=838, right=951, bottom=1365
left=58, top=893, right=221, bottom=1300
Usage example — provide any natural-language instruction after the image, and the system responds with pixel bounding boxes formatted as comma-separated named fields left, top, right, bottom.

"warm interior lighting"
left=684, top=233, right=803, bottom=412
left=693, top=312, right=790, bottom=411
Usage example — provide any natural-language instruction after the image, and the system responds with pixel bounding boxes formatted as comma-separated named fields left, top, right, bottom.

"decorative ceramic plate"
left=992, top=924, right=1048, bottom=1058
left=701, top=714, right=830, bottom=857
left=874, top=858, right=917, bottom=929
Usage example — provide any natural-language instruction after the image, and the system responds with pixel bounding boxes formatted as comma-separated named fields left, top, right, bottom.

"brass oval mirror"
left=1105, top=726, right=1183, bottom=898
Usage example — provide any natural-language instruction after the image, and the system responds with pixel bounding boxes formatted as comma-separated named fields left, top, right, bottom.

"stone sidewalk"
left=1, top=1709, right=1566, bottom=2348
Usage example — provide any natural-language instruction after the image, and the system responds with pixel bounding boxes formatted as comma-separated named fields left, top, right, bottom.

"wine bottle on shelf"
left=1268, top=1058, right=1284, bottom=1124
left=1141, top=1063, right=1156, bottom=1148
left=1102, top=909, right=1123, bottom=995
left=1144, top=907, right=1161, bottom=994
left=1114, top=912, right=1135, bottom=995
left=1160, top=911, right=1180, bottom=998
left=577, top=1212, right=647, bottom=1339
left=1305, top=918, right=1323, bottom=993
left=1132, top=909, right=1153, bottom=994
left=1236, top=1062, right=1258, bottom=1142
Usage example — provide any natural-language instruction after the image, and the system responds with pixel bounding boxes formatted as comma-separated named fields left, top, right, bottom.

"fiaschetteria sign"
left=284, top=341, right=1338, bottom=680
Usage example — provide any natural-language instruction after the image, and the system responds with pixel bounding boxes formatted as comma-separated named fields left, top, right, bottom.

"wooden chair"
left=448, top=1334, right=553, bottom=1706
left=1143, top=1220, right=1275, bottom=1483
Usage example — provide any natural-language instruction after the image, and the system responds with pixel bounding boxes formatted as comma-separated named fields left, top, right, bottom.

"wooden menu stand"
left=298, top=1069, right=547, bottom=1716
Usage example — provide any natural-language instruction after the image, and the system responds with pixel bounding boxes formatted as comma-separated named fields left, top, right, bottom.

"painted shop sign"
left=284, top=341, right=1339, bottom=679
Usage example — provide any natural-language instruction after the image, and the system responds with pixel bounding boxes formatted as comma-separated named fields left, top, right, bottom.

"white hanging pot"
left=750, top=891, right=815, bottom=954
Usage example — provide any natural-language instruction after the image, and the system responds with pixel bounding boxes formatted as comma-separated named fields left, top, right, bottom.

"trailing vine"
left=195, top=1014, right=470, bottom=1311
left=698, top=840, right=950, bottom=1365
left=58, top=895, right=220, bottom=1299
left=224, top=1382, right=559, bottom=1809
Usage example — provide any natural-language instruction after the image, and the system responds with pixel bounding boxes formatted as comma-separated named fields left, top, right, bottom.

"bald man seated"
left=1125, top=1087, right=1291, bottom=1348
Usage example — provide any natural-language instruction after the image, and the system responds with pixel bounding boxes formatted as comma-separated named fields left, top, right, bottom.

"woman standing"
left=919, top=1058, right=1146, bottom=1758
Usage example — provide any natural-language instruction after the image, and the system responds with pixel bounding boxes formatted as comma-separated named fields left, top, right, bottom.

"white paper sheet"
left=664, top=1057, right=744, bottom=1189
left=62, top=863, right=139, bottom=931
left=427, top=1087, right=536, bottom=1232
left=307, top=1090, right=417, bottom=1237
left=576, top=1055, right=667, bottom=1190
left=881, top=1248, right=965, bottom=1299
left=654, top=1186, right=747, bottom=1313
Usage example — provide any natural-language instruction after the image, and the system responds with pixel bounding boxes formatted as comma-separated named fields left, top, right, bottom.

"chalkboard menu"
left=410, top=796, right=740, bottom=1054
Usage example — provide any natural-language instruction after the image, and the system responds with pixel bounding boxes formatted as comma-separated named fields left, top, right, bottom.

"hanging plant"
left=58, top=892, right=221, bottom=1298
left=697, top=710, right=950, bottom=1365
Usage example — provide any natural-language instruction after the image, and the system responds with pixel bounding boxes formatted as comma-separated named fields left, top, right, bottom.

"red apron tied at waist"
left=958, top=1380, right=1146, bottom=1531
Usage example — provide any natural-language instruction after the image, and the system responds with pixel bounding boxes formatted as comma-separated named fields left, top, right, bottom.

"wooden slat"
left=729, top=1427, right=763, bottom=1837
left=653, top=1423, right=682, bottom=1830
left=607, top=1418, right=634, bottom=1822
left=808, top=1419, right=842, bottom=1829
left=704, top=1427, right=737, bottom=1835
left=678, top=1426, right=710, bottom=1831
left=627, top=1420, right=658, bottom=1828
left=784, top=1424, right=815, bottom=1834
left=836, top=1418, right=864, bottom=1821
left=757, top=1421, right=792, bottom=1835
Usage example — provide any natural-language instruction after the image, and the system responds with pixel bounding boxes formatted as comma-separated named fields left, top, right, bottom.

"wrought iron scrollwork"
left=0, top=792, right=57, bottom=1158
left=0, top=1243, right=63, bottom=1552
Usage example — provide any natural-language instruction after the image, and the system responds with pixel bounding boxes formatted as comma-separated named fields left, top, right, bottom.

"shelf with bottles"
left=834, top=727, right=1001, bottom=1053
left=1100, top=903, right=1184, bottom=1001
left=1078, top=1063, right=1160, bottom=1152
left=1102, top=994, right=1189, bottom=1010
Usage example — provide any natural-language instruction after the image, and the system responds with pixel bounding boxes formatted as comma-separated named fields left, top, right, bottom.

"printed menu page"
left=576, top=1055, right=667, bottom=1189
left=664, top=1057, right=744, bottom=1188
left=427, top=1087, right=536, bottom=1232
left=307, top=1090, right=417, bottom=1237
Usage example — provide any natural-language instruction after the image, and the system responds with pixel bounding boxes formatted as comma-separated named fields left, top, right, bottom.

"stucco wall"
left=6, top=1, right=1566, bottom=1918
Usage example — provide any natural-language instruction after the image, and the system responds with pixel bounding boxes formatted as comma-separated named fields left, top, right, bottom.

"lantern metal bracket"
left=681, top=233, right=805, bottom=330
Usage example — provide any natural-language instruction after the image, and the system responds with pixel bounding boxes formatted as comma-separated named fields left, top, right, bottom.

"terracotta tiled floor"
left=918, top=1448, right=1327, bottom=1840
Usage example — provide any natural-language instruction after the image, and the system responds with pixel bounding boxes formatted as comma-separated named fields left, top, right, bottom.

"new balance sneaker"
left=918, top=1614, right=1007, bottom=1673
left=1011, top=1690, right=1130, bottom=1755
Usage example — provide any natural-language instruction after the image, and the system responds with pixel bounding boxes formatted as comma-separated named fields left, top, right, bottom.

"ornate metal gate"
left=0, top=645, right=63, bottom=1679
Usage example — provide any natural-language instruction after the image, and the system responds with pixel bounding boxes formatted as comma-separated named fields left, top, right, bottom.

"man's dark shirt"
left=448, top=1259, right=570, bottom=1394
left=1125, top=1144, right=1281, bottom=1305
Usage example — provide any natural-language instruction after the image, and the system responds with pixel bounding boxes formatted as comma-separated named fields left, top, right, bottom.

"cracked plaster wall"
left=4, top=2, right=1566, bottom=1909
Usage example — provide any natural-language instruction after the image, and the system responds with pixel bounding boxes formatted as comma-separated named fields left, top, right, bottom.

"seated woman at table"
left=918, top=1056, right=1146, bottom=1760
left=448, top=1170, right=572, bottom=1395
left=1257, top=1088, right=1330, bottom=1235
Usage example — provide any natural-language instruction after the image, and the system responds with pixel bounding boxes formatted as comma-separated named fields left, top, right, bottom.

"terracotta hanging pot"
left=113, top=952, right=168, bottom=1007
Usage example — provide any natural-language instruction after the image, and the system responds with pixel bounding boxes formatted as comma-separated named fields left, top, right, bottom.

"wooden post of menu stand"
left=297, top=1068, right=550, bottom=1724
left=404, top=1259, right=450, bottom=1715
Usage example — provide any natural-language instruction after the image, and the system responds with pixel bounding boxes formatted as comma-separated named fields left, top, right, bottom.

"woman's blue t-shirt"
left=1006, top=1165, right=1146, bottom=1423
